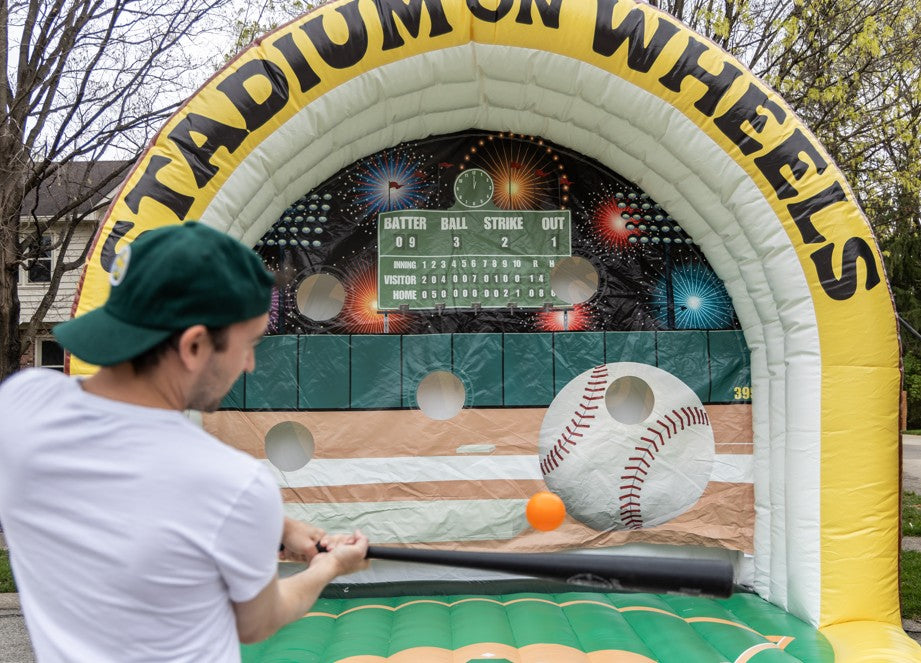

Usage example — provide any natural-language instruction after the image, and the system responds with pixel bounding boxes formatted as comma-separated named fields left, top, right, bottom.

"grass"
left=0, top=550, right=15, bottom=593
left=904, top=492, right=921, bottom=537
left=905, top=492, right=921, bottom=619
left=903, top=550, right=921, bottom=620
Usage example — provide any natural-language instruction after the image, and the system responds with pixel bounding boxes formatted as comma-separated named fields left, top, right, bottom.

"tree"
left=0, top=0, right=236, bottom=379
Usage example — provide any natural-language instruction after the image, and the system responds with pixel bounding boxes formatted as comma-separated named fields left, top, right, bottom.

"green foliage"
left=904, top=492, right=921, bottom=537
left=0, top=550, right=15, bottom=593
left=902, top=550, right=921, bottom=619
left=902, top=494, right=921, bottom=618
left=904, top=354, right=921, bottom=430
left=225, top=0, right=319, bottom=62
left=883, top=225, right=921, bottom=427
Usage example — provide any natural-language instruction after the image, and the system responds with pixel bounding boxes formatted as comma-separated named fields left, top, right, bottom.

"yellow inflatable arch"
left=71, top=0, right=909, bottom=656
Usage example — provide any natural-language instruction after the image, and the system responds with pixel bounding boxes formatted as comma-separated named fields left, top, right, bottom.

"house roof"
left=19, top=160, right=131, bottom=218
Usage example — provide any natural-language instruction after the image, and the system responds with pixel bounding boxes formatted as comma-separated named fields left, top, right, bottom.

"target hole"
left=265, top=421, right=315, bottom=472
left=416, top=371, right=466, bottom=420
left=550, top=256, right=599, bottom=304
left=296, top=273, right=345, bottom=321
left=605, top=375, right=655, bottom=425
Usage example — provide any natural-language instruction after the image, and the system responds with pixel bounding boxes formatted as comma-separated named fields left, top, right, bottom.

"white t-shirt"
left=0, top=369, right=284, bottom=662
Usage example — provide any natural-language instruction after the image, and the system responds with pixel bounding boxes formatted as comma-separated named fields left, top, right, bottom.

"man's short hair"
left=129, top=326, right=231, bottom=376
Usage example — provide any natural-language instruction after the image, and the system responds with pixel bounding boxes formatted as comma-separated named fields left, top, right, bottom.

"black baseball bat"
left=317, top=544, right=734, bottom=597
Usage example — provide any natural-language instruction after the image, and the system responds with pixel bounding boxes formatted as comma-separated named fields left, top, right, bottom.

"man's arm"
left=233, top=531, right=369, bottom=643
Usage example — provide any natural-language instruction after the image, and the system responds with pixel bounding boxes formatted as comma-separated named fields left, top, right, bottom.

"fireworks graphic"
left=463, top=134, right=566, bottom=209
left=339, top=267, right=410, bottom=334
left=535, top=304, right=592, bottom=331
left=651, top=263, right=733, bottom=329
left=593, top=198, right=643, bottom=247
left=351, top=151, right=431, bottom=216
left=267, top=288, right=282, bottom=333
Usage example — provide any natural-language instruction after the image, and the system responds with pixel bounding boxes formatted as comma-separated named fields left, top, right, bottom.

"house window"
left=25, top=236, right=53, bottom=283
left=36, top=338, right=64, bottom=372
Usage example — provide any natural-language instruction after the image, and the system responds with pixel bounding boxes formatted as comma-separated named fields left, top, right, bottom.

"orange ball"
left=526, top=491, right=566, bottom=531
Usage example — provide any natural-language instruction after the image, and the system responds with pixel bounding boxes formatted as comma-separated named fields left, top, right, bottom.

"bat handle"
left=311, top=542, right=369, bottom=558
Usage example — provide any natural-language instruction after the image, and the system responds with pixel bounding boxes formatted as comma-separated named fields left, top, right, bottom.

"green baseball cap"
left=55, top=221, right=275, bottom=366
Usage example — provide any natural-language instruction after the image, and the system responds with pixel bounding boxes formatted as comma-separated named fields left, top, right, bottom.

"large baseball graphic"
left=538, top=362, right=715, bottom=531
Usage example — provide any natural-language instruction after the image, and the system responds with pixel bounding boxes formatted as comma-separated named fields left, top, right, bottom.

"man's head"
left=55, top=222, right=275, bottom=390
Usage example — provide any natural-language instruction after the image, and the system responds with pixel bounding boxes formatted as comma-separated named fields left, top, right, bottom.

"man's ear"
left=175, top=325, right=211, bottom=370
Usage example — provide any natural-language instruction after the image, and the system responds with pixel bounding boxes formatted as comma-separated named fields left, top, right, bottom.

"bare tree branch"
left=0, top=0, right=235, bottom=377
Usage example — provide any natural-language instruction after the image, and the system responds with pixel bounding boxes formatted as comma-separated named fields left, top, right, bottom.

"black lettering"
left=516, top=0, right=562, bottom=28
left=714, top=83, right=786, bottom=156
left=787, top=181, right=848, bottom=245
left=271, top=32, right=322, bottom=93
left=466, top=0, right=513, bottom=23
left=810, top=238, right=881, bottom=300
left=659, top=36, right=742, bottom=116
left=593, top=1, right=679, bottom=72
left=375, top=0, right=452, bottom=50
left=167, top=114, right=248, bottom=188
left=302, top=0, right=369, bottom=69
left=124, top=156, right=195, bottom=219
left=216, top=59, right=290, bottom=132
left=99, top=221, right=134, bottom=272
left=754, top=128, right=829, bottom=200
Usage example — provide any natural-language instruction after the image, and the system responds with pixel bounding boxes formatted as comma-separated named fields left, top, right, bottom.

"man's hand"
left=278, top=517, right=325, bottom=562
left=311, top=530, right=370, bottom=577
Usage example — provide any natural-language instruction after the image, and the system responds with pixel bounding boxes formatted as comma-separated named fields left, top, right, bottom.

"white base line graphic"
left=264, top=454, right=752, bottom=487
left=284, top=499, right=528, bottom=543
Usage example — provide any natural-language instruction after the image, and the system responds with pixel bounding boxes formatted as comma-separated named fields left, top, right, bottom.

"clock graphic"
left=453, top=168, right=494, bottom=208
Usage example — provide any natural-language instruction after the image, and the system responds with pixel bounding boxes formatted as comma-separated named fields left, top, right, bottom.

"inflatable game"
left=67, top=0, right=916, bottom=659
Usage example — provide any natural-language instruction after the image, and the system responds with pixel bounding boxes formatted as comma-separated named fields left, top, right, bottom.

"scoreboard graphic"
left=377, top=201, right=572, bottom=310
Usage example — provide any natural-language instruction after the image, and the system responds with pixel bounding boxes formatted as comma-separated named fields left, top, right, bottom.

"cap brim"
left=54, top=307, right=174, bottom=367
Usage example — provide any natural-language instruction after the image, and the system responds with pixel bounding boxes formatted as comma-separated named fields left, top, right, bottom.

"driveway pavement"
left=904, top=434, right=921, bottom=494
left=0, top=593, right=32, bottom=663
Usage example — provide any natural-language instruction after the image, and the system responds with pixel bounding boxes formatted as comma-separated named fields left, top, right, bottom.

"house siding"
left=19, top=220, right=98, bottom=325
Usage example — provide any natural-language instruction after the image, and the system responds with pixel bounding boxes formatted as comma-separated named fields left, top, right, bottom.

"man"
left=0, top=222, right=369, bottom=661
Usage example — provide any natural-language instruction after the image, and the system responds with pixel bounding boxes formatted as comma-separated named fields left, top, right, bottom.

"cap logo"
left=109, top=245, right=131, bottom=286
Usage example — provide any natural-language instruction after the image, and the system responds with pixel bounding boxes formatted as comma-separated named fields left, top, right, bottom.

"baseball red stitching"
left=619, top=405, right=710, bottom=529
left=540, top=365, right=608, bottom=477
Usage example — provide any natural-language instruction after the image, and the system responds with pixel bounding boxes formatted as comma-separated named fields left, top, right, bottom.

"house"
left=18, top=160, right=130, bottom=371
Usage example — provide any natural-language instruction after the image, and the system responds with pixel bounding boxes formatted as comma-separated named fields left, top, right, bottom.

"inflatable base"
left=242, top=587, right=846, bottom=662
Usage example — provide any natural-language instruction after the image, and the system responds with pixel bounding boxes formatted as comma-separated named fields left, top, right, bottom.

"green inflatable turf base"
left=242, top=589, right=833, bottom=662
